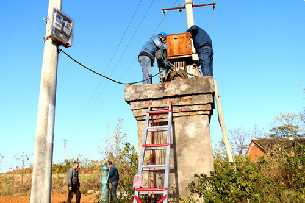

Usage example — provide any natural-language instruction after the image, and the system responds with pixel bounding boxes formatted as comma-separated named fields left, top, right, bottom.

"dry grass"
left=0, top=171, right=102, bottom=197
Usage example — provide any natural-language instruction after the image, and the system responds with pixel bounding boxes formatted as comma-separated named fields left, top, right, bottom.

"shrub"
left=181, top=149, right=305, bottom=202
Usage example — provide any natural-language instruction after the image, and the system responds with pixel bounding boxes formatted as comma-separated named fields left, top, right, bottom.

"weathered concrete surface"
left=125, top=76, right=215, bottom=201
left=125, top=76, right=214, bottom=102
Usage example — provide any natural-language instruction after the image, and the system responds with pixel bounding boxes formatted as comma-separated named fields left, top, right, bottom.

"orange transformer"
left=167, top=32, right=192, bottom=59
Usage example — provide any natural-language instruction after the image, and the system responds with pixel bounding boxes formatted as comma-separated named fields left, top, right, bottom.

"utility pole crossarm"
left=162, top=3, right=216, bottom=12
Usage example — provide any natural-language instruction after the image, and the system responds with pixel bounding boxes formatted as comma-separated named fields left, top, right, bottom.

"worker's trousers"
left=138, top=55, right=152, bottom=84
left=110, top=180, right=118, bottom=201
left=198, top=46, right=213, bottom=76
left=67, top=186, right=81, bottom=203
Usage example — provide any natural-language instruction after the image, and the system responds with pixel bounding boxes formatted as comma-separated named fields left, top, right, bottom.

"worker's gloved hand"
left=68, top=187, right=72, bottom=191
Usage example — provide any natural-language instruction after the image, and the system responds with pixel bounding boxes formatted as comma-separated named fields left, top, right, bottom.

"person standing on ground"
left=187, top=25, right=213, bottom=76
left=138, top=32, right=167, bottom=84
left=66, top=161, right=81, bottom=203
left=107, top=161, right=119, bottom=201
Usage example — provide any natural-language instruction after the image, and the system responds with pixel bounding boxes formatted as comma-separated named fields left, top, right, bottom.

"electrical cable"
left=67, top=0, right=145, bottom=137
left=67, top=0, right=155, bottom=136
left=102, top=0, right=144, bottom=76
left=59, top=49, right=159, bottom=85
left=67, top=0, right=181, bottom=137
left=107, top=0, right=155, bottom=79
left=153, top=0, right=180, bottom=33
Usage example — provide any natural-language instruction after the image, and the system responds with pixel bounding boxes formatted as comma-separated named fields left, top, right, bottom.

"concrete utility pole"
left=185, top=0, right=195, bottom=28
left=30, top=0, right=62, bottom=202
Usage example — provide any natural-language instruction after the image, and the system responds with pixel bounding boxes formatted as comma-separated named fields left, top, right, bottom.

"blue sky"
left=0, top=0, right=304, bottom=173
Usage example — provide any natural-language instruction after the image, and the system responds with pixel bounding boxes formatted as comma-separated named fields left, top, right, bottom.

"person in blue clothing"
left=106, top=161, right=119, bottom=201
left=138, top=32, right=167, bottom=84
left=187, top=25, right=213, bottom=76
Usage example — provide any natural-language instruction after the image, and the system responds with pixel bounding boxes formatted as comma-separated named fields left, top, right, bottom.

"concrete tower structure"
left=125, top=76, right=215, bottom=200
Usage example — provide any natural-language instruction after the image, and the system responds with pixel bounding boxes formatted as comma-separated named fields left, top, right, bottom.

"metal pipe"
left=101, top=165, right=109, bottom=202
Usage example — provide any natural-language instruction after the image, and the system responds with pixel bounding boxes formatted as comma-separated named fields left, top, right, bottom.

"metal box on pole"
left=49, top=8, right=73, bottom=48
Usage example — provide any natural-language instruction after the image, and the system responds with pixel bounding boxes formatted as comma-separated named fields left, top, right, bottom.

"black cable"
left=59, top=49, right=159, bottom=85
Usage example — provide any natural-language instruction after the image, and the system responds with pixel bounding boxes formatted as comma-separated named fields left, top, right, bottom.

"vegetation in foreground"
left=1, top=107, right=304, bottom=202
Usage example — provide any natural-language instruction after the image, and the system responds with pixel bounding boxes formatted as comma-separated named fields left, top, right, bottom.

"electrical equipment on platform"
left=167, top=32, right=192, bottom=59
left=49, top=9, right=73, bottom=48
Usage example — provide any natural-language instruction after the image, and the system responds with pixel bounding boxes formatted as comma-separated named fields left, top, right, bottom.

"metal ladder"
left=134, top=101, right=173, bottom=203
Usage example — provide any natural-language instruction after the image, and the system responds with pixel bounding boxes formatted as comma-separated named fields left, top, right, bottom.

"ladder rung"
left=147, top=110, right=172, bottom=114
left=135, top=188, right=168, bottom=194
left=142, top=143, right=170, bottom=150
left=147, top=126, right=168, bottom=132
left=142, top=165, right=165, bottom=171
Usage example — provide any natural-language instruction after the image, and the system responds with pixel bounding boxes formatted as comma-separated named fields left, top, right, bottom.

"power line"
left=67, top=0, right=179, bottom=137
left=153, top=0, right=180, bottom=33
left=107, top=0, right=155, bottom=79
left=102, top=0, right=144, bottom=76
left=66, top=0, right=149, bottom=137
left=75, top=0, right=156, bottom=130
left=75, top=0, right=144, bottom=125
left=59, top=48, right=158, bottom=85
left=82, top=0, right=181, bottom=126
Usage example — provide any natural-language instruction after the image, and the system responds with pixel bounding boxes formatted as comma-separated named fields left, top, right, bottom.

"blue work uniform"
left=138, top=35, right=163, bottom=84
left=187, top=25, right=213, bottom=76
left=109, top=165, right=119, bottom=201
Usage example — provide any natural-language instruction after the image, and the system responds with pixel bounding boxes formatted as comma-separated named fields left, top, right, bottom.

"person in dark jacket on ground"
left=106, top=161, right=119, bottom=201
left=66, top=161, right=81, bottom=203
left=187, top=25, right=213, bottom=76
left=138, top=32, right=167, bottom=84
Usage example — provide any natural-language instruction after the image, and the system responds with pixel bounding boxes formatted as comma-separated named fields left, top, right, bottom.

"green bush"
left=181, top=147, right=305, bottom=203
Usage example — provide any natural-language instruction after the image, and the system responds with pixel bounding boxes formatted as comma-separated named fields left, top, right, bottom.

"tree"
left=269, top=113, right=303, bottom=138
left=13, top=152, right=31, bottom=183
left=100, top=118, right=138, bottom=201
left=252, top=124, right=266, bottom=138
left=300, top=108, right=305, bottom=135
left=230, top=128, right=249, bottom=155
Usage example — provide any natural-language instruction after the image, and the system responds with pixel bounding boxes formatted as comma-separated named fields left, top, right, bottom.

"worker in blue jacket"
left=187, top=25, right=213, bottom=76
left=106, top=161, right=119, bottom=201
left=138, top=32, right=167, bottom=84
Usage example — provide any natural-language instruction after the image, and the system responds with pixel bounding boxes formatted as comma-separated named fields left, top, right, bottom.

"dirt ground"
left=0, top=193, right=97, bottom=203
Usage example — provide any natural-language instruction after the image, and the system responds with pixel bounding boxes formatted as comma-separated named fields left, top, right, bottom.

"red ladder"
left=133, top=101, right=172, bottom=203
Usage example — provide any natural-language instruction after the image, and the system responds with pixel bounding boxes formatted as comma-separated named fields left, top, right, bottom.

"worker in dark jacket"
left=138, top=32, right=167, bottom=84
left=107, top=161, right=119, bottom=201
left=187, top=25, right=213, bottom=76
left=66, top=161, right=81, bottom=203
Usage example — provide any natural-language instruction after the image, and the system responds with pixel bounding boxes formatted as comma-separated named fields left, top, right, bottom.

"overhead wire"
left=59, top=49, right=158, bottom=85
left=67, top=0, right=149, bottom=136
left=76, top=0, right=156, bottom=129
left=102, top=0, right=144, bottom=76
left=86, top=0, right=156, bottom=114
left=67, top=0, right=181, bottom=136
left=106, top=0, right=155, bottom=79
left=153, top=0, right=180, bottom=33
left=87, top=0, right=181, bottom=125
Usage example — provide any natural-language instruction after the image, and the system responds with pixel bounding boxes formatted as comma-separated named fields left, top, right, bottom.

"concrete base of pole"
left=125, top=76, right=215, bottom=200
